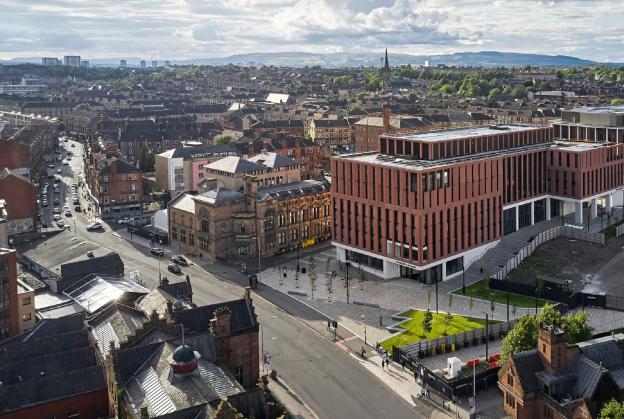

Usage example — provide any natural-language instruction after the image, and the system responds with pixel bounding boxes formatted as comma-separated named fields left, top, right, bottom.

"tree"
left=421, top=310, right=433, bottom=337
left=309, top=270, right=318, bottom=299
left=511, top=85, right=526, bottom=99
left=427, top=288, right=432, bottom=310
left=214, top=134, right=233, bottom=145
left=562, top=310, right=593, bottom=344
left=500, top=313, right=538, bottom=365
left=601, top=399, right=624, bottom=418
left=448, top=293, right=453, bottom=309
left=611, top=98, right=624, bottom=106
left=139, top=145, right=155, bottom=172
left=349, top=105, right=363, bottom=114
left=443, top=312, right=454, bottom=336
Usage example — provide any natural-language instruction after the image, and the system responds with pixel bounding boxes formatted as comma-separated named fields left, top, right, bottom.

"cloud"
left=0, top=0, right=623, bottom=62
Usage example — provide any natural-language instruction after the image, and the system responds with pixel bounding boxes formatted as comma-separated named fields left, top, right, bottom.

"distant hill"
left=2, top=51, right=619, bottom=68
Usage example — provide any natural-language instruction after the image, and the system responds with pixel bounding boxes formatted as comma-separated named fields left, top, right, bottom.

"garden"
left=380, top=309, right=494, bottom=352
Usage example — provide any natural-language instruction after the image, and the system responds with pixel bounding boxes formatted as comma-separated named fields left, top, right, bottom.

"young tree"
left=443, top=312, right=454, bottom=336
left=600, top=399, right=624, bottom=418
left=427, top=288, right=432, bottom=310
left=448, top=293, right=453, bottom=309
left=500, top=314, right=538, bottom=365
left=562, top=310, right=593, bottom=344
left=139, top=145, right=155, bottom=172
left=421, top=310, right=433, bottom=337
left=309, top=270, right=318, bottom=299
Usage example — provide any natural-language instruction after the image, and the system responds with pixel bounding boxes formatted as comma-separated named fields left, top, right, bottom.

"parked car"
left=86, top=222, right=103, bottom=231
left=53, top=214, right=61, bottom=221
left=56, top=220, right=65, bottom=228
left=41, top=200, right=49, bottom=207
left=167, top=263, right=181, bottom=274
left=64, top=210, right=72, bottom=217
left=150, top=248, right=165, bottom=256
left=74, top=205, right=81, bottom=212
left=171, top=255, right=189, bottom=266
left=52, top=207, right=60, bottom=214
left=117, top=216, right=132, bottom=225
left=53, top=199, right=60, bottom=205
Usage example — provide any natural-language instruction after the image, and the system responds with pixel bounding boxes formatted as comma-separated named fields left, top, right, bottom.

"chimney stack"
left=382, top=103, right=390, bottom=134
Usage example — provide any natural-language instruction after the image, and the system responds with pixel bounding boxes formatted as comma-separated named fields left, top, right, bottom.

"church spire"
left=384, top=48, right=389, bottom=69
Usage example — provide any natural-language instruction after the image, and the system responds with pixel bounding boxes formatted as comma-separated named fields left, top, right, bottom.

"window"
left=180, top=229, right=187, bottom=243
left=507, top=373, right=514, bottom=387
left=200, top=238, right=208, bottom=250
left=312, top=207, right=319, bottom=219
left=22, top=296, right=31, bottom=306
left=290, top=229, right=298, bottom=241
left=189, top=233, right=194, bottom=246
left=238, top=246, right=248, bottom=256
left=131, top=183, right=136, bottom=191
left=22, top=313, right=32, bottom=321
left=240, top=224, right=246, bottom=233
left=289, top=211, right=297, bottom=224
left=278, top=232, right=286, bottom=245
left=171, top=226, right=178, bottom=239
left=234, top=365, right=244, bottom=383
left=201, top=219, right=209, bottom=233
left=324, top=204, right=330, bottom=217
left=302, top=226, right=309, bottom=239
left=505, top=392, right=515, bottom=408
left=278, top=213, right=286, bottom=226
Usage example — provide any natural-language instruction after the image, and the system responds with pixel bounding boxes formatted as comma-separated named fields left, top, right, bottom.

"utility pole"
left=345, top=261, right=351, bottom=304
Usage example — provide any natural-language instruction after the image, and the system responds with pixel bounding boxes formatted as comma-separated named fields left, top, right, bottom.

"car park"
left=150, top=248, right=165, bottom=256
left=171, top=255, right=189, bottom=266
left=167, top=263, right=181, bottom=274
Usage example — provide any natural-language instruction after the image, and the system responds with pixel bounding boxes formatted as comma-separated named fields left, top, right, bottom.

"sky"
left=0, top=0, right=623, bottom=62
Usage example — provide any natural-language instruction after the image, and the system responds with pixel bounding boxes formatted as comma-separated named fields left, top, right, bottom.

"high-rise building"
left=120, top=59, right=127, bottom=68
left=80, top=60, right=89, bottom=68
left=140, top=60, right=146, bottom=69
left=41, top=57, right=60, bottom=66
left=63, top=55, right=81, bottom=67
left=151, top=60, right=158, bottom=68
left=331, top=106, right=624, bottom=282
left=0, top=247, right=18, bottom=340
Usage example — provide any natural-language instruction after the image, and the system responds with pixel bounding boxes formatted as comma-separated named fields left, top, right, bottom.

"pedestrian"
left=401, top=358, right=405, bottom=371
left=379, top=315, right=383, bottom=326
left=327, top=319, right=331, bottom=331
left=361, top=346, right=366, bottom=359
left=414, top=369, right=418, bottom=383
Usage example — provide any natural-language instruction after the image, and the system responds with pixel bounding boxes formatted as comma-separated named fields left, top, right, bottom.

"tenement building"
left=331, top=106, right=624, bottom=282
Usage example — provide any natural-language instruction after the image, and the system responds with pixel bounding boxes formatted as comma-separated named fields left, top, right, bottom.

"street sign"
left=447, top=335, right=456, bottom=344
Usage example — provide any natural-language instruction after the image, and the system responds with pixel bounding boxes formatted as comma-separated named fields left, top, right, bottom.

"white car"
left=52, top=207, right=61, bottom=214
left=86, top=222, right=103, bottom=231
left=56, top=220, right=65, bottom=228
left=63, top=205, right=70, bottom=211
left=117, top=216, right=132, bottom=225
left=53, top=214, right=61, bottom=221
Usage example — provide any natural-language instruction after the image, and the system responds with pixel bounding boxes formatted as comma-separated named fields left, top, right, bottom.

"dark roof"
left=0, top=313, right=106, bottom=413
left=195, top=187, right=244, bottom=205
left=512, top=349, right=544, bottom=393
left=580, top=340, right=624, bottom=369
left=117, top=341, right=165, bottom=383
left=257, top=180, right=329, bottom=201
left=115, top=158, right=142, bottom=174
left=313, top=119, right=350, bottom=128
left=172, top=345, right=196, bottom=363
left=255, top=120, right=304, bottom=129
left=173, top=299, right=256, bottom=334
left=61, top=252, right=124, bottom=281
left=570, top=356, right=605, bottom=399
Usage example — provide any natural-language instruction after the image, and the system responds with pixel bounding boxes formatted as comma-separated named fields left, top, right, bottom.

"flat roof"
left=552, top=141, right=611, bottom=153
left=383, top=125, right=540, bottom=143
left=572, top=106, right=624, bottom=115
left=340, top=142, right=552, bottom=171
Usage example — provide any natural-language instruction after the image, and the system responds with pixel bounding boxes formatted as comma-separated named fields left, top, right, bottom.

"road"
left=41, top=138, right=432, bottom=419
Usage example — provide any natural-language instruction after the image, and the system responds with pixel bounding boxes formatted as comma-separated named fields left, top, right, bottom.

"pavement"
left=35, top=138, right=438, bottom=419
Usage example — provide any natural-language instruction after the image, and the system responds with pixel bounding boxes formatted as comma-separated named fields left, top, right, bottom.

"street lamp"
left=362, top=311, right=367, bottom=344
left=462, top=262, right=466, bottom=295
left=483, top=312, right=489, bottom=363
left=158, top=254, right=162, bottom=282
left=345, top=261, right=351, bottom=304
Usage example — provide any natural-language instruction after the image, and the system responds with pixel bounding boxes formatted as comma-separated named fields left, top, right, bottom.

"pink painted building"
left=155, top=144, right=240, bottom=193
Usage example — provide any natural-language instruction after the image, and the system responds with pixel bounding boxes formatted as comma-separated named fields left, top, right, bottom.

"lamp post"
left=296, top=244, right=300, bottom=273
left=435, top=277, right=439, bottom=314
left=345, top=261, right=351, bottom=304
left=462, top=263, right=466, bottom=295
left=362, top=311, right=367, bottom=345
left=506, top=274, right=510, bottom=323
left=483, top=312, right=489, bottom=363
left=158, top=254, right=162, bottom=282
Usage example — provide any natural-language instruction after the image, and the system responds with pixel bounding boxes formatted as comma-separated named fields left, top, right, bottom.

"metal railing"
left=493, top=226, right=605, bottom=280
left=616, top=223, right=624, bottom=238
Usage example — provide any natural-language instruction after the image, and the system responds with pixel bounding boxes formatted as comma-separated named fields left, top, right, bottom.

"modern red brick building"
left=331, top=106, right=624, bottom=282
left=0, top=247, right=18, bottom=340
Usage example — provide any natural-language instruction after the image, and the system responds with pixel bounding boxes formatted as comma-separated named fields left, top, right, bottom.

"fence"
left=396, top=319, right=518, bottom=361
left=492, top=226, right=605, bottom=281
left=617, top=223, right=624, bottom=238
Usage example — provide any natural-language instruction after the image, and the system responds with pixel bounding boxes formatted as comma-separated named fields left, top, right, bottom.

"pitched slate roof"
left=580, top=339, right=624, bottom=369
left=247, top=151, right=299, bottom=169
left=0, top=313, right=107, bottom=414
left=204, top=156, right=264, bottom=174
left=570, top=356, right=606, bottom=399
left=172, top=299, right=256, bottom=335
left=512, top=349, right=544, bottom=393
left=194, top=187, right=244, bottom=205
left=90, top=303, right=148, bottom=357
left=257, top=179, right=329, bottom=201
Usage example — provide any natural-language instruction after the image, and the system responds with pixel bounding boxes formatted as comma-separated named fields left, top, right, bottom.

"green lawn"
left=453, top=279, right=550, bottom=308
left=380, top=309, right=490, bottom=352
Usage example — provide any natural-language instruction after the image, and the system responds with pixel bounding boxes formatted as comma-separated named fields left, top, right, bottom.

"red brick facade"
left=0, top=389, right=110, bottom=419
left=0, top=172, right=38, bottom=234
left=0, top=248, right=18, bottom=339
